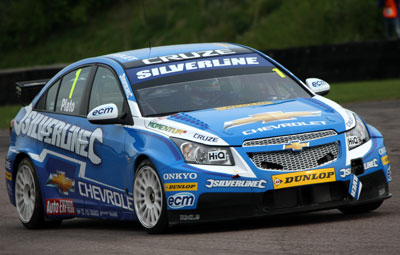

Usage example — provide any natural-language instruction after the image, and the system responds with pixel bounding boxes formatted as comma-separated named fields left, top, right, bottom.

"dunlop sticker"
left=164, top=183, right=198, bottom=191
left=381, top=155, right=390, bottom=166
left=5, top=170, right=12, bottom=181
left=272, top=168, right=336, bottom=189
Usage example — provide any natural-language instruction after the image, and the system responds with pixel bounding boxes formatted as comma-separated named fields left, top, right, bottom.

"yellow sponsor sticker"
left=164, top=182, right=198, bottom=191
left=272, top=168, right=336, bottom=189
left=215, top=101, right=273, bottom=111
left=5, top=170, right=12, bottom=181
left=381, top=155, right=390, bottom=166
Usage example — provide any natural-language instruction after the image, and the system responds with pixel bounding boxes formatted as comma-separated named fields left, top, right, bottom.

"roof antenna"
left=142, top=0, right=152, bottom=58
left=148, top=40, right=152, bottom=58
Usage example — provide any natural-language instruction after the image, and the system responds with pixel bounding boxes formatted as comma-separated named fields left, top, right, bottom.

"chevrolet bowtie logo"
left=46, top=171, right=75, bottom=195
left=224, top=111, right=321, bottom=129
left=284, top=141, right=309, bottom=151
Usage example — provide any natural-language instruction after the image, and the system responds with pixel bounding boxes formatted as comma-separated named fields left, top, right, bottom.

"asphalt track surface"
left=0, top=100, right=399, bottom=255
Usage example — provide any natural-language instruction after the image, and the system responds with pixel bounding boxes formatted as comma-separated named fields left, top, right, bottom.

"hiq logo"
left=167, top=192, right=195, bottom=209
left=208, top=150, right=226, bottom=162
left=92, top=107, right=114, bottom=116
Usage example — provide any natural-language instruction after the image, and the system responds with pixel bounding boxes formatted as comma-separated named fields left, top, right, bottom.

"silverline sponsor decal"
left=364, top=158, right=378, bottom=170
left=142, top=49, right=236, bottom=65
left=78, top=181, right=134, bottom=211
left=205, top=179, right=267, bottom=189
left=14, top=110, right=103, bottom=164
left=243, top=121, right=327, bottom=135
left=136, top=57, right=259, bottom=80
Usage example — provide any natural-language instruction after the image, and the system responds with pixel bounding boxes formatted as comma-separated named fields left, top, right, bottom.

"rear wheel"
left=133, top=160, right=168, bottom=234
left=338, top=200, right=383, bottom=214
left=14, top=158, right=62, bottom=229
left=15, top=158, right=45, bottom=229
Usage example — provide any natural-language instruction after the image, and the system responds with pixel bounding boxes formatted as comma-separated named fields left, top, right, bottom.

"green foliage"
left=0, top=105, right=20, bottom=130
left=0, top=0, right=116, bottom=50
left=327, top=79, right=400, bottom=103
left=0, top=0, right=386, bottom=68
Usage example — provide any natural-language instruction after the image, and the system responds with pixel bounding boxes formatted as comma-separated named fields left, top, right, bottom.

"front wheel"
left=133, top=160, right=168, bottom=234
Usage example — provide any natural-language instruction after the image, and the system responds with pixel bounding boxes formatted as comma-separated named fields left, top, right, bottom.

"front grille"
left=248, top=142, right=339, bottom=171
left=243, top=130, right=337, bottom=147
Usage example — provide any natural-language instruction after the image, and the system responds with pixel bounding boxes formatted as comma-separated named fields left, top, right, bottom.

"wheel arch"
left=12, top=152, right=31, bottom=184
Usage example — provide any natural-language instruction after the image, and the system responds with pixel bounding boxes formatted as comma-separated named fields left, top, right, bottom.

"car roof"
left=103, top=42, right=252, bottom=68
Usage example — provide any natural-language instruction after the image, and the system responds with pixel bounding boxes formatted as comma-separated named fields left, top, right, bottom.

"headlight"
left=171, top=138, right=234, bottom=165
left=345, top=113, right=370, bottom=150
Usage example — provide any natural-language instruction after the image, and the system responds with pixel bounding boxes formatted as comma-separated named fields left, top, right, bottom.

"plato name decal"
left=14, top=110, right=103, bottom=164
left=78, top=181, right=134, bottom=211
left=272, top=168, right=336, bottom=189
left=46, top=199, right=76, bottom=215
left=206, top=179, right=267, bottom=189
left=142, top=49, right=236, bottom=65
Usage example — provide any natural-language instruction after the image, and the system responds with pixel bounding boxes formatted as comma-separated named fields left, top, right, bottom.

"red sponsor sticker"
left=46, top=199, right=76, bottom=215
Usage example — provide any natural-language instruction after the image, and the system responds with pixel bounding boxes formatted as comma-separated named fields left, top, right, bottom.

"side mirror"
left=305, top=78, right=330, bottom=96
left=87, top=103, right=122, bottom=124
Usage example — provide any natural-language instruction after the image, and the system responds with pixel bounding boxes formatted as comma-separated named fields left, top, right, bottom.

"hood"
left=166, top=97, right=349, bottom=146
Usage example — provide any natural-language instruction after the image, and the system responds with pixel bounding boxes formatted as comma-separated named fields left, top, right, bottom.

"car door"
left=35, top=65, right=134, bottom=219
left=33, top=66, right=94, bottom=216
left=77, top=65, right=135, bottom=219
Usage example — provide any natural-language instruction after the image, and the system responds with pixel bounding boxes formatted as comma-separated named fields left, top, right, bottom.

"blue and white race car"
left=5, top=43, right=391, bottom=233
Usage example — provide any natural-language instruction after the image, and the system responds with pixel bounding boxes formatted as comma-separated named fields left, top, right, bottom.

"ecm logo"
left=167, top=192, right=195, bottom=209
left=208, top=150, right=226, bottom=162
left=92, top=107, right=113, bottom=116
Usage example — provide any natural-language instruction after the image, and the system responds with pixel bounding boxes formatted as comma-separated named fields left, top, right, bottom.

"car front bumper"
left=168, top=170, right=391, bottom=225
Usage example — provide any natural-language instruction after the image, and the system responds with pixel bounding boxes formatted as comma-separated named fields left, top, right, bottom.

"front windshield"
left=127, top=53, right=311, bottom=117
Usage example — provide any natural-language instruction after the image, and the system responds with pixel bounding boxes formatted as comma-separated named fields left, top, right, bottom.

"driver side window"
left=89, top=67, right=125, bottom=112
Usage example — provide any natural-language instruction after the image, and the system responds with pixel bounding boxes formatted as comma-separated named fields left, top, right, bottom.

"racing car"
left=5, top=43, right=391, bottom=233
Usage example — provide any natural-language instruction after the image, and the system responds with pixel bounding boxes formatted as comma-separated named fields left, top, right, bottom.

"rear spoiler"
left=16, top=79, right=49, bottom=106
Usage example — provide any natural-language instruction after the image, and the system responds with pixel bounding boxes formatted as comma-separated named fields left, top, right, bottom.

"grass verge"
left=328, top=79, right=400, bottom=103
left=0, top=105, right=20, bottom=130
left=0, top=79, right=399, bottom=129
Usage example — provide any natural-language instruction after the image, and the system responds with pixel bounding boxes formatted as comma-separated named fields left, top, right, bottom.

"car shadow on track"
left=56, top=209, right=390, bottom=234
left=169, top=209, right=390, bottom=234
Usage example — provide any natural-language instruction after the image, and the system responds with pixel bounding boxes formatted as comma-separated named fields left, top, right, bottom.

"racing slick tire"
left=15, top=158, right=45, bottom=229
left=338, top=200, right=383, bottom=214
left=14, top=158, right=62, bottom=229
left=133, top=159, right=168, bottom=234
